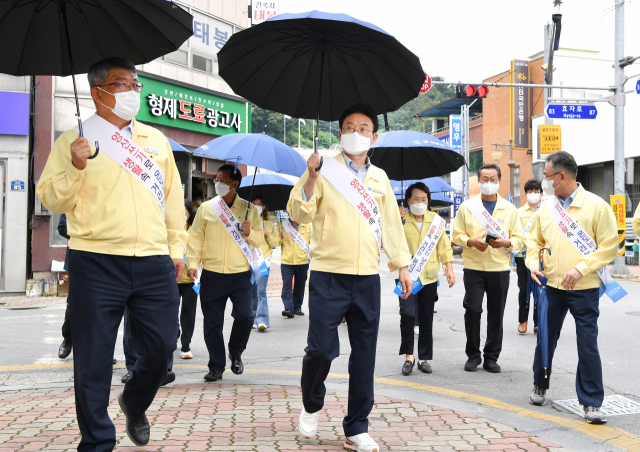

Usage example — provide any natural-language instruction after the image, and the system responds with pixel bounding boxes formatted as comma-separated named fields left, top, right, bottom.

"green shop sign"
left=136, top=75, right=250, bottom=136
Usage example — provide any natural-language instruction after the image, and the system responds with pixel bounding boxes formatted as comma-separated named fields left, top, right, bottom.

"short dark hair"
left=523, top=179, right=542, bottom=193
left=478, top=163, right=501, bottom=179
left=217, top=164, right=243, bottom=185
left=88, top=57, right=137, bottom=88
left=405, top=182, right=432, bottom=210
left=339, top=103, right=379, bottom=133
left=546, top=151, right=578, bottom=179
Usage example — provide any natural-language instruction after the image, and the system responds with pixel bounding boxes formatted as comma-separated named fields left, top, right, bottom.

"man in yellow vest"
left=36, top=57, right=187, bottom=450
left=515, top=179, right=542, bottom=334
left=278, top=216, right=312, bottom=317
left=453, top=164, right=524, bottom=374
left=526, top=151, right=617, bottom=424
left=288, top=104, right=412, bottom=452
left=186, top=164, right=263, bottom=382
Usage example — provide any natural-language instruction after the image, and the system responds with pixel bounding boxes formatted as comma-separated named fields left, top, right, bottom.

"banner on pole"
left=510, top=60, right=531, bottom=151
left=610, top=194, right=626, bottom=257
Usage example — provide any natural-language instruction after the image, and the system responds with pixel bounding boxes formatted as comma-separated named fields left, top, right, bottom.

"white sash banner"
left=515, top=206, right=539, bottom=256
left=466, top=199, right=510, bottom=256
left=547, top=198, right=627, bottom=302
left=394, top=214, right=446, bottom=296
left=209, top=196, right=267, bottom=283
left=321, top=157, right=382, bottom=249
left=283, top=218, right=311, bottom=260
left=76, top=115, right=165, bottom=213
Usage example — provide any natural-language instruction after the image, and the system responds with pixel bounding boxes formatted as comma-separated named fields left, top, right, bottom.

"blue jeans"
left=251, top=274, right=270, bottom=327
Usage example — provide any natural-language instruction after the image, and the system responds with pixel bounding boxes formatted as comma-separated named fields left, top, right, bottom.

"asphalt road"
left=1, top=250, right=639, bottom=449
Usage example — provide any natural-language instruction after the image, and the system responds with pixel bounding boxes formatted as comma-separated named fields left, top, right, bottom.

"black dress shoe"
left=113, top=358, right=117, bottom=365
left=121, top=370, right=133, bottom=384
left=204, top=370, right=223, bottom=381
left=282, top=309, right=294, bottom=318
left=58, top=339, right=72, bottom=359
left=118, top=392, right=150, bottom=446
left=401, top=359, right=415, bottom=375
left=464, top=357, right=482, bottom=372
left=161, top=370, right=175, bottom=386
left=417, top=361, right=432, bottom=374
left=483, top=359, right=501, bottom=373
left=294, top=310, right=305, bottom=316
left=229, top=354, right=244, bottom=375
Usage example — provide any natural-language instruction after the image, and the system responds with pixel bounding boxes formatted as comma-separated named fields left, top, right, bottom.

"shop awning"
left=414, top=97, right=483, bottom=118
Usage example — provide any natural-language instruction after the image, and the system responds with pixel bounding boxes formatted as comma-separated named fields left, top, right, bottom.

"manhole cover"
left=626, top=312, right=640, bottom=317
left=553, top=395, right=640, bottom=417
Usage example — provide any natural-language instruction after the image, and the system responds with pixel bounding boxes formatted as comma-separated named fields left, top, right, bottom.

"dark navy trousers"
left=281, top=263, right=309, bottom=312
left=68, top=250, right=179, bottom=452
left=199, top=270, right=253, bottom=372
left=533, top=286, right=603, bottom=407
left=124, top=307, right=175, bottom=372
left=301, top=271, right=380, bottom=437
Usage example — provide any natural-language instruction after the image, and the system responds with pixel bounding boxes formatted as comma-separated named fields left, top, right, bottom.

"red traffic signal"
left=456, top=84, right=489, bottom=99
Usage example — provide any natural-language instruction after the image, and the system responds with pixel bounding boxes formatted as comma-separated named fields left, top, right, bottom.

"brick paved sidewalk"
left=0, top=383, right=568, bottom=452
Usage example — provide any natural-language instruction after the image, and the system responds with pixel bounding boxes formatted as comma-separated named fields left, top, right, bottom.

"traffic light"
left=456, top=84, right=489, bottom=99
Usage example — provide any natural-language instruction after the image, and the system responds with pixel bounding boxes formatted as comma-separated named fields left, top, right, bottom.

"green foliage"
left=250, top=77, right=455, bottom=146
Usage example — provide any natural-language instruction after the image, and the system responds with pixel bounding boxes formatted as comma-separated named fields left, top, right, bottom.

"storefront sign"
left=453, top=192, right=463, bottom=217
left=137, top=75, right=250, bottom=136
left=449, top=115, right=461, bottom=151
left=191, top=11, right=232, bottom=57
left=252, top=1, right=278, bottom=25
left=510, top=60, right=530, bottom=151
left=539, top=124, right=561, bottom=154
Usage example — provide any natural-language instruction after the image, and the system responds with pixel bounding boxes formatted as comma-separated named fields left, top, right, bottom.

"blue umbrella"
left=536, top=247, right=552, bottom=379
left=194, top=133, right=306, bottom=218
left=167, top=137, right=191, bottom=153
left=237, top=173, right=294, bottom=212
left=390, top=179, right=454, bottom=208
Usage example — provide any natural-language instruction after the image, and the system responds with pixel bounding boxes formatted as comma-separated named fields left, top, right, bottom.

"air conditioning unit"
left=35, top=193, right=51, bottom=216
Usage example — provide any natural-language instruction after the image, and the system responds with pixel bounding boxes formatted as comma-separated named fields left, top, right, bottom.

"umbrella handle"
left=538, top=247, right=551, bottom=272
left=88, top=141, right=100, bottom=159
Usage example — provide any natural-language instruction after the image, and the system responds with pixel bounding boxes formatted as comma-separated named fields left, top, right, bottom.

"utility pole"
left=611, top=0, right=631, bottom=277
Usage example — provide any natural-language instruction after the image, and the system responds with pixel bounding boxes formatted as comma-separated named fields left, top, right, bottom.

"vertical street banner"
left=449, top=114, right=462, bottom=151
left=510, top=60, right=530, bottom=151
left=610, top=195, right=626, bottom=257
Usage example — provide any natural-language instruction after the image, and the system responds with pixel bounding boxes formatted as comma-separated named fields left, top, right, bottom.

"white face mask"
left=526, top=192, right=541, bottom=204
left=185, top=214, right=189, bottom=221
left=479, top=182, right=499, bottom=196
left=98, top=88, right=141, bottom=121
left=340, top=131, right=372, bottom=155
left=254, top=205, right=263, bottom=215
left=541, top=175, right=559, bottom=197
left=215, top=181, right=232, bottom=197
left=410, top=203, right=428, bottom=216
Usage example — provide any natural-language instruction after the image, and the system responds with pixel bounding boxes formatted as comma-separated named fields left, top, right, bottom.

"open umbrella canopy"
left=167, top=138, right=190, bottom=153
left=0, top=0, right=193, bottom=76
left=369, top=130, right=464, bottom=180
left=237, top=173, right=295, bottom=212
left=194, top=133, right=307, bottom=177
left=218, top=10, right=424, bottom=121
left=390, top=178, right=454, bottom=197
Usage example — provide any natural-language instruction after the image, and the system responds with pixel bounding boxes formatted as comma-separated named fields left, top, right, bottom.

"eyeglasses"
left=341, top=125, right=374, bottom=138
left=96, top=81, right=144, bottom=93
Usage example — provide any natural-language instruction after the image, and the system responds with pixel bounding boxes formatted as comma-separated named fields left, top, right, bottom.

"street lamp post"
left=492, top=137, right=515, bottom=201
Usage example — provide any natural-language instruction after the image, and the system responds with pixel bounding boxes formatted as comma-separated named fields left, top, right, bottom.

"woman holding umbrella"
left=250, top=195, right=281, bottom=331
left=397, top=182, right=455, bottom=375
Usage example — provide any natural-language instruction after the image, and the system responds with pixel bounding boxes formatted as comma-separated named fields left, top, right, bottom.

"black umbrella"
left=218, top=10, right=424, bottom=169
left=236, top=173, right=295, bottom=212
left=0, top=0, right=193, bottom=155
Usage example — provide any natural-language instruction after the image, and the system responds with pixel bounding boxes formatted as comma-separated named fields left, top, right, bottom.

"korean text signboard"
left=449, top=115, right=461, bottom=151
left=510, top=60, right=530, bottom=151
left=137, top=75, right=250, bottom=136
left=539, top=124, right=561, bottom=155
left=252, top=1, right=278, bottom=25
left=453, top=192, right=463, bottom=217
left=610, top=194, right=626, bottom=257
left=191, top=11, right=232, bottom=58
left=546, top=104, right=597, bottom=120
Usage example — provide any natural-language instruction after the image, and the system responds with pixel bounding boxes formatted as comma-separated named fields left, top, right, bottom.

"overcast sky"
left=277, top=0, right=640, bottom=82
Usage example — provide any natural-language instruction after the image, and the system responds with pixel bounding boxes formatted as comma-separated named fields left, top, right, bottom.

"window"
left=164, top=49, right=188, bottom=66
left=584, top=165, right=605, bottom=200
left=50, top=213, right=68, bottom=247
left=567, top=90, right=586, bottom=98
left=586, top=93, right=603, bottom=99
left=192, top=53, right=215, bottom=74
left=513, top=166, right=521, bottom=207
left=469, top=150, right=483, bottom=175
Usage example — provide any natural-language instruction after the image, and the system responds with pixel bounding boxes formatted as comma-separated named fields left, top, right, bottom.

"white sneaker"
left=258, top=324, right=267, bottom=332
left=180, top=351, right=193, bottom=359
left=344, top=433, right=379, bottom=452
left=298, top=408, right=319, bottom=439
left=414, top=326, right=419, bottom=335
left=252, top=324, right=257, bottom=329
